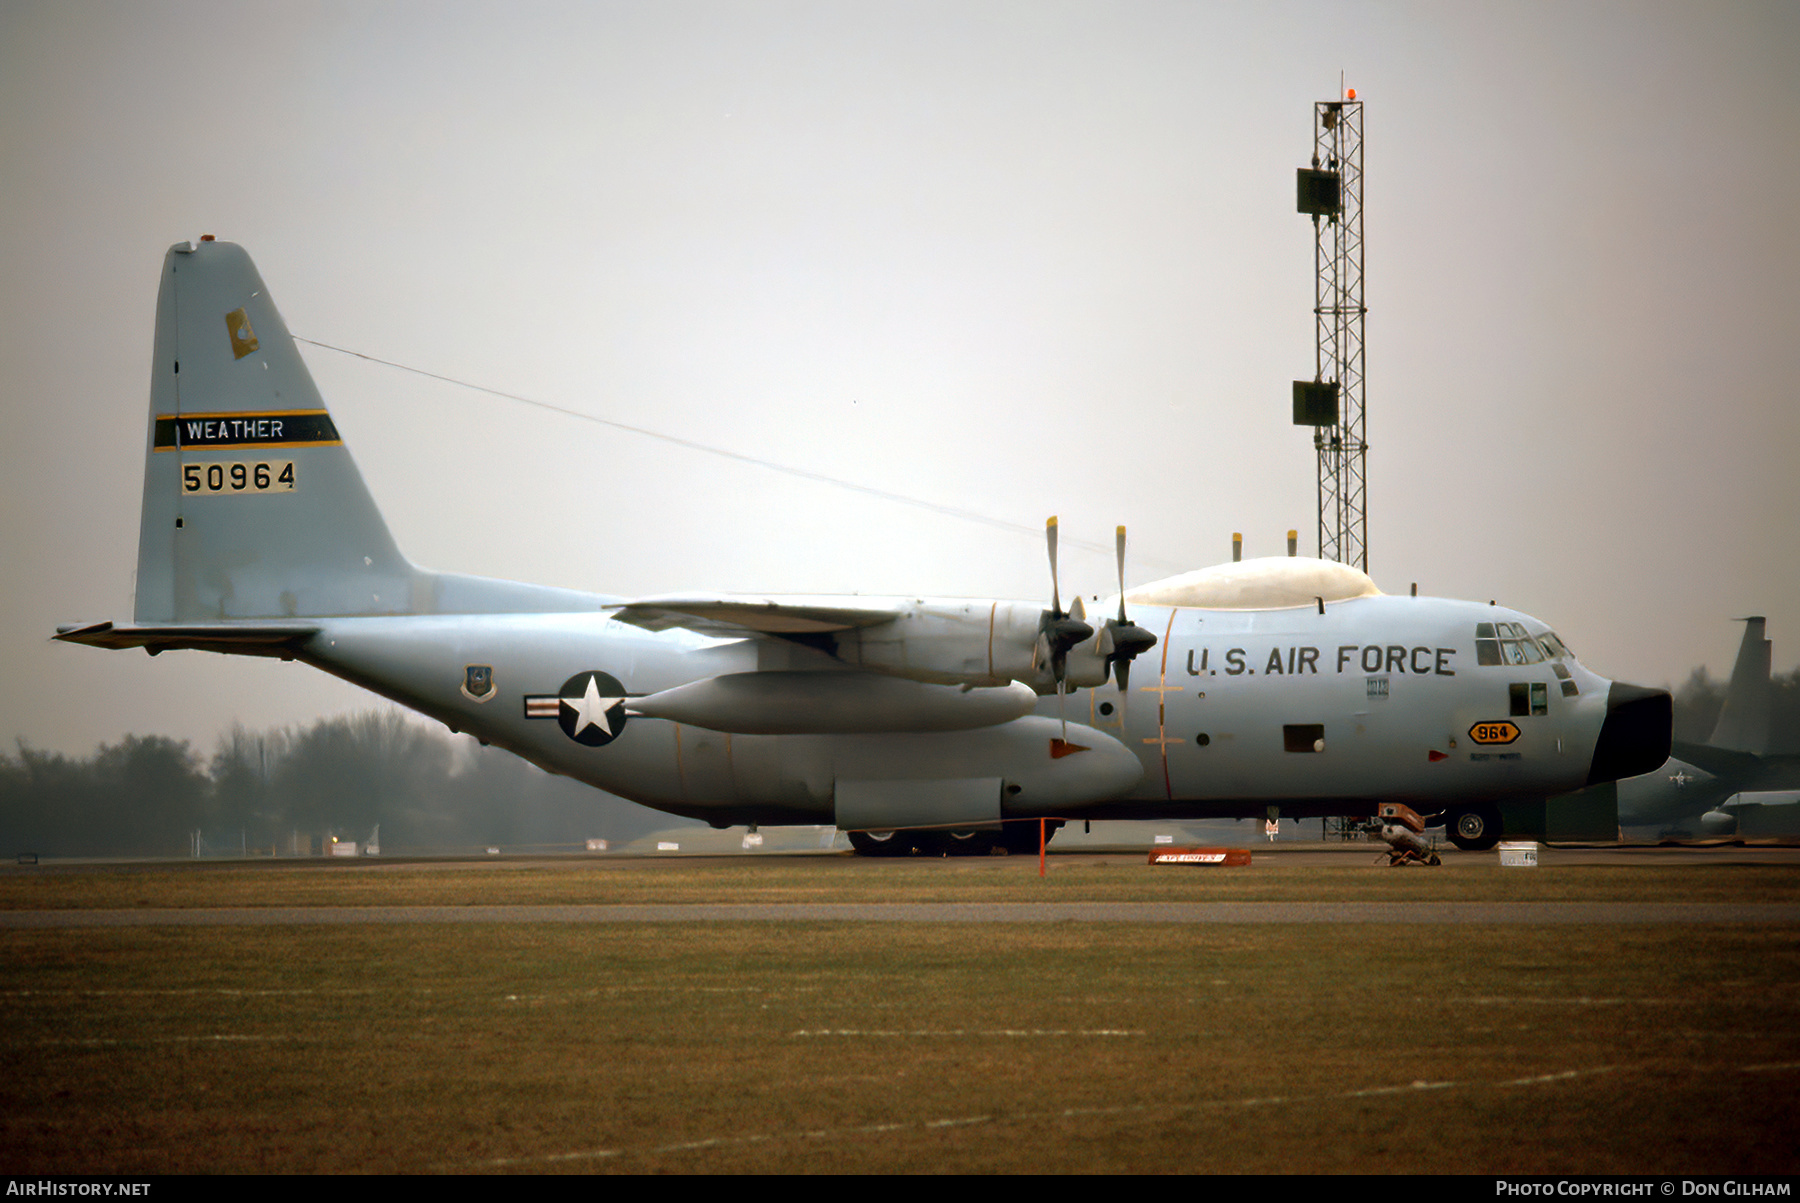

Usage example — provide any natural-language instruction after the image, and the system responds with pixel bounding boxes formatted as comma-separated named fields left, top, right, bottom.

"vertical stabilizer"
left=134, top=240, right=420, bottom=622
left=1709, top=617, right=1771, bottom=755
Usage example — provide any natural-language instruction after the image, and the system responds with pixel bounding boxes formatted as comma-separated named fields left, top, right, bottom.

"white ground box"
left=1497, top=840, right=1538, bottom=867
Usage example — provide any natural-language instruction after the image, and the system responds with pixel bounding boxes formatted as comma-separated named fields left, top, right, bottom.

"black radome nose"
left=1586, top=682, right=1673, bottom=786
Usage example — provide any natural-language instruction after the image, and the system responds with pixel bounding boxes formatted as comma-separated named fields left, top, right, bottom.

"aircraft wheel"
left=847, top=829, right=914, bottom=857
left=925, top=830, right=999, bottom=857
left=1446, top=806, right=1501, bottom=852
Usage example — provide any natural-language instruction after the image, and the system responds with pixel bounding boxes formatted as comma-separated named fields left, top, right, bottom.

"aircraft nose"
left=1585, top=681, right=1673, bottom=786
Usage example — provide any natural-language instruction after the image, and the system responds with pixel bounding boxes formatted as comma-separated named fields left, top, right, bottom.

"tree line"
left=1, top=709, right=683, bottom=858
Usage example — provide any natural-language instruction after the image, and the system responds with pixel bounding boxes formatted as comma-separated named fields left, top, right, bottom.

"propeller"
left=1037, top=517, right=1093, bottom=738
left=1101, top=525, right=1157, bottom=693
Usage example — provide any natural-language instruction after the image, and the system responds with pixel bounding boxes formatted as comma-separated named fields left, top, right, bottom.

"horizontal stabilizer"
left=54, top=620, right=317, bottom=657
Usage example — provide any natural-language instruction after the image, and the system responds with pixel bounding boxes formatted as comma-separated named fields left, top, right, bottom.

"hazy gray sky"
left=3, top=0, right=1797, bottom=756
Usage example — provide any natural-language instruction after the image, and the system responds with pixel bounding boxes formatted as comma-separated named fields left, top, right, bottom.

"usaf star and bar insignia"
left=524, top=671, right=630, bottom=747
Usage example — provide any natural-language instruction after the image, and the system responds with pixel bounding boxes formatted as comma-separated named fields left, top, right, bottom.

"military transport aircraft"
left=55, top=240, right=1672, bottom=854
left=1610, top=617, right=1800, bottom=837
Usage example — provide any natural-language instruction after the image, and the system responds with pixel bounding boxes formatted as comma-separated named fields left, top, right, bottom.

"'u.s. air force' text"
left=1185, top=645, right=1458, bottom=676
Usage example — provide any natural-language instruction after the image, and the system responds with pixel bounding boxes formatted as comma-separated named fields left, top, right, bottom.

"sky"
left=2, top=0, right=1797, bottom=757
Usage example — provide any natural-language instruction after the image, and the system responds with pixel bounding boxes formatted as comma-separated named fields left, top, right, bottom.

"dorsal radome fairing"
left=1124, top=556, right=1382, bottom=611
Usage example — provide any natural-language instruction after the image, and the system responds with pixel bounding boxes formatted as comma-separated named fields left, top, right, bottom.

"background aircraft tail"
left=1708, top=617, right=1772, bottom=755
left=134, top=239, right=418, bottom=622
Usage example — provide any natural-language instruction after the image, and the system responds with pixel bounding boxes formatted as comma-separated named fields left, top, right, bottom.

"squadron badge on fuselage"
left=525, top=671, right=629, bottom=747
left=461, top=664, right=496, bottom=702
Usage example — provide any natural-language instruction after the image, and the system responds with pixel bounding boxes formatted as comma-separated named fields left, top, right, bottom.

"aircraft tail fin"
left=133, top=239, right=420, bottom=622
left=1708, top=617, right=1772, bottom=755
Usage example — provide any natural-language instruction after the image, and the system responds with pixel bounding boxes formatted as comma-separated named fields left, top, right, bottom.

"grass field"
left=2, top=853, right=1796, bottom=1174
left=6, top=849, right=1800, bottom=908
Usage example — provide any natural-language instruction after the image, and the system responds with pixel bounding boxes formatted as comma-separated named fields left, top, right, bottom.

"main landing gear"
left=846, top=822, right=1061, bottom=857
left=846, top=829, right=912, bottom=857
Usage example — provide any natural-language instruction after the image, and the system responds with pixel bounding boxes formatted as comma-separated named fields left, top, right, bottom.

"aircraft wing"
left=610, top=594, right=912, bottom=637
left=1719, top=790, right=1800, bottom=809
left=54, top=621, right=320, bottom=657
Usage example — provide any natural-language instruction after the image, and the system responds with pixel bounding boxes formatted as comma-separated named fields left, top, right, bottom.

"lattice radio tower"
left=1292, top=92, right=1367, bottom=571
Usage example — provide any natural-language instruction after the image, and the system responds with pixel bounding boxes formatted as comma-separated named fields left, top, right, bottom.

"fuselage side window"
left=1509, top=681, right=1551, bottom=717
left=1283, top=724, right=1325, bottom=753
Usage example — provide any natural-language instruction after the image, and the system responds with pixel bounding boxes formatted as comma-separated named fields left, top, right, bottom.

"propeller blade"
left=1115, top=525, right=1129, bottom=625
left=1038, top=515, right=1090, bottom=690
left=1104, top=523, right=1157, bottom=693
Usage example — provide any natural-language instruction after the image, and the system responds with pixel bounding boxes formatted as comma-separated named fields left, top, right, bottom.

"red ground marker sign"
left=1148, top=847, right=1252, bottom=866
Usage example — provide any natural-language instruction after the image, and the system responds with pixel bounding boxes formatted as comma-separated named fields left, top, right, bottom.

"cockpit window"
left=1476, top=621, right=1551, bottom=666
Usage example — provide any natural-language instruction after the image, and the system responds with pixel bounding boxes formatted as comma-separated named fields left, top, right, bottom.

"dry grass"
left=0, top=857, right=1796, bottom=1174
left=3, top=851, right=1799, bottom=909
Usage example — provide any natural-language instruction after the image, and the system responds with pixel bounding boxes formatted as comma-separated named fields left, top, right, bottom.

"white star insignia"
left=564, top=675, right=623, bottom=738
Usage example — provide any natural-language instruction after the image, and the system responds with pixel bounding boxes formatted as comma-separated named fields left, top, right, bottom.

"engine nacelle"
left=832, top=601, right=1043, bottom=688
left=1700, top=808, right=1739, bottom=837
left=827, top=601, right=1115, bottom=694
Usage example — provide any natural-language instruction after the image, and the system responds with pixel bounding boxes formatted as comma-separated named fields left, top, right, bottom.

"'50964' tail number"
left=181, top=460, right=295, bottom=495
